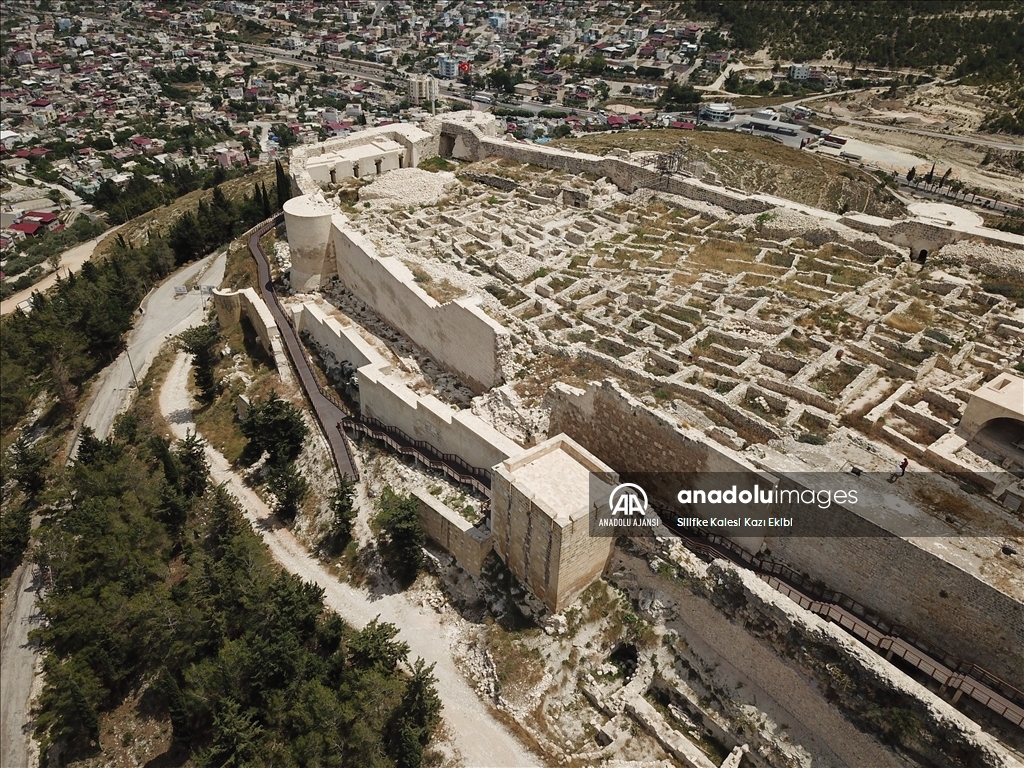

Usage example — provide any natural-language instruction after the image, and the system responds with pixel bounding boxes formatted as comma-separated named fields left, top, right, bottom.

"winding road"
left=0, top=252, right=224, bottom=768
left=159, top=353, right=537, bottom=767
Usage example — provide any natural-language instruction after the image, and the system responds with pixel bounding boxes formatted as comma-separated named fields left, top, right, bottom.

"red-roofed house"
left=23, top=211, right=64, bottom=232
left=9, top=221, right=42, bottom=236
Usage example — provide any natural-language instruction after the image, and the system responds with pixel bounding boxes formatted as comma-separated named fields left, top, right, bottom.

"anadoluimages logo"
left=608, top=483, right=649, bottom=516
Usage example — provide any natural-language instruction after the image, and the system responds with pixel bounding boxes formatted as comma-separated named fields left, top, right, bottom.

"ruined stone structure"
left=212, top=286, right=291, bottom=379
left=548, top=379, right=1024, bottom=685
left=278, top=111, right=1023, bottom=652
left=960, top=372, right=1024, bottom=440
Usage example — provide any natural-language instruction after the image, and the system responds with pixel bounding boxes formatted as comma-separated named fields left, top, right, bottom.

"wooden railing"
left=663, top=516, right=1024, bottom=726
left=341, top=415, right=491, bottom=495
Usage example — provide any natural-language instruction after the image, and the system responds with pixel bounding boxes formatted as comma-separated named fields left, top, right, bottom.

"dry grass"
left=130, top=342, right=179, bottom=439
left=809, top=362, right=861, bottom=397
left=221, top=240, right=258, bottom=291
left=685, top=239, right=762, bottom=275
left=553, top=129, right=904, bottom=217
left=885, top=301, right=934, bottom=334
left=485, top=622, right=546, bottom=697
left=513, top=351, right=611, bottom=404
left=192, top=317, right=279, bottom=464
left=782, top=279, right=832, bottom=303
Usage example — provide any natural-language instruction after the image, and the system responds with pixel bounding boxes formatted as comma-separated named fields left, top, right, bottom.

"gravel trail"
left=159, top=353, right=538, bottom=768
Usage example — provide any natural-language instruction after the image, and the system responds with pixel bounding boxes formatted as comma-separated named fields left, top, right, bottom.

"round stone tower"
left=283, top=193, right=335, bottom=292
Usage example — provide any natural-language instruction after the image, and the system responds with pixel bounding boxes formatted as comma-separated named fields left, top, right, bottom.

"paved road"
left=81, top=252, right=225, bottom=444
left=0, top=253, right=225, bottom=768
left=1, top=226, right=122, bottom=316
left=0, top=562, right=44, bottom=768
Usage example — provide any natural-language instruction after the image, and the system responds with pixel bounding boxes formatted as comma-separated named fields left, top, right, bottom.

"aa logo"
left=609, top=483, right=649, bottom=516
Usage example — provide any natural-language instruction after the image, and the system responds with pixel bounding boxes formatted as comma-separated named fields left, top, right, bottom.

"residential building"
left=407, top=74, right=439, bottom=105
left=437, top=54, right=459, bottom=79
left=790, top=63, right=811, bottom=80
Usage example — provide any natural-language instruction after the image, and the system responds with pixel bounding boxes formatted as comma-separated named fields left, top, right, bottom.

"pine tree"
left=254, top=182, right=263, bottom=215
left=177, top=324, right=220, bottom=403
left=10, top=434, right=47, bottom=496
left=327, top=476, right=357, bottom=550
left=372, top=486, right=425, bottom=586
left=268, top=461, right=308, bottom=523
left=175, top=430, right=209, bottom=499
left=275, top=159, right=290, bottom=210
left=260, top=181, right=272, bottom=218
left=240, top=391, right=308, bottom=466
left=389, top=659, right=442, bottom=768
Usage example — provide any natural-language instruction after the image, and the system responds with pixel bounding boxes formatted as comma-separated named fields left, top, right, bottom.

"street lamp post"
left=125, top=345, right=140, bottom=389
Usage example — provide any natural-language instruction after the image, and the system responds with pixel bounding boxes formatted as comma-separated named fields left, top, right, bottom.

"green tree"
left=176, top=430, right=209, bottom=499
left=0, top=504, right=31, bottom=578
left=260, top=181, right=272, bottom=218
left=388, top=658, right=442, bottom=768
left=275, top=159, right=291, bottom=209
left=10, top=435, right=47, bottom=497
left=349, top=617, right=409, bottom=672
left=178, top=324, right=220, bottom=403
left=325, top=476, right=357, bottom=551
left=372, top=486, right=424, bottom=586
left=240, top=392, right=308, bottom=466
left=268, top=461, right=308, bottom=522
left=202, top=697, right=264, bottom=767
left=659, top=81, right=702, bottom=111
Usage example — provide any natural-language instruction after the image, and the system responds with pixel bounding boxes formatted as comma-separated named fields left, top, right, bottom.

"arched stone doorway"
left=969, top=417, right=1024, bottom=469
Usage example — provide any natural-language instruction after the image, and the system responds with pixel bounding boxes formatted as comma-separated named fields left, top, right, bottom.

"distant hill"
left=693, top=0, right=1022, bottom=82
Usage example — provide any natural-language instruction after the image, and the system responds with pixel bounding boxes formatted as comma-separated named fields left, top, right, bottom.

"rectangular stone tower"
left=491, top=435, right=618, bottom=613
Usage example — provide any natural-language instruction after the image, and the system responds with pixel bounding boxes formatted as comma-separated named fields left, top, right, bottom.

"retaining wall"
left=329, top=221, right=510, bottom=392
left=472, top=136, right=772, bottom=214
left=413, top=489, right=492, bottom=577
left=357, top=363, right=519, bottom=471
left=212, top=287, right=290, bottom=373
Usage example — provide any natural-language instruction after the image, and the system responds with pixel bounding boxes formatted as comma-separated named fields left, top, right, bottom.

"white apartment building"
left=408, top=74, right=439, bottom=105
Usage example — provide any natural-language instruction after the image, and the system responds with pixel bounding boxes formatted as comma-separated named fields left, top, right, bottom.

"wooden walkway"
left=246, top=216, right=358, bottom=481
left=672, top=527, right=1024, bottom=728
left=245, top=216, right=491, bottom=496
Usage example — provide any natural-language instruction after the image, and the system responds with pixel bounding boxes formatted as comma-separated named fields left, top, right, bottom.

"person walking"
left=891, top=457, right=909, bottom=482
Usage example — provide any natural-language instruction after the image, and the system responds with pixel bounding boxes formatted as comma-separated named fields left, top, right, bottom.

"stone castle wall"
left=357, top=363, right=519, bottom=471
left=491, top=456, right=615, bottom=614
left=472, top=136, right=772, bottom=214
left=546, top=379, right=1024, bottom=686
left=212, top=287, right=290, bottom=373
left=329, top=221, right=510, bottom=392
left=291, top=301, right=519, bottom=472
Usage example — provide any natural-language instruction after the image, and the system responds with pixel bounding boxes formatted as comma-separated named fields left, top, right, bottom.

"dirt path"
left=1, top=225, right=122, bottom=315
left=159, top=353, right=538, bottom=768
